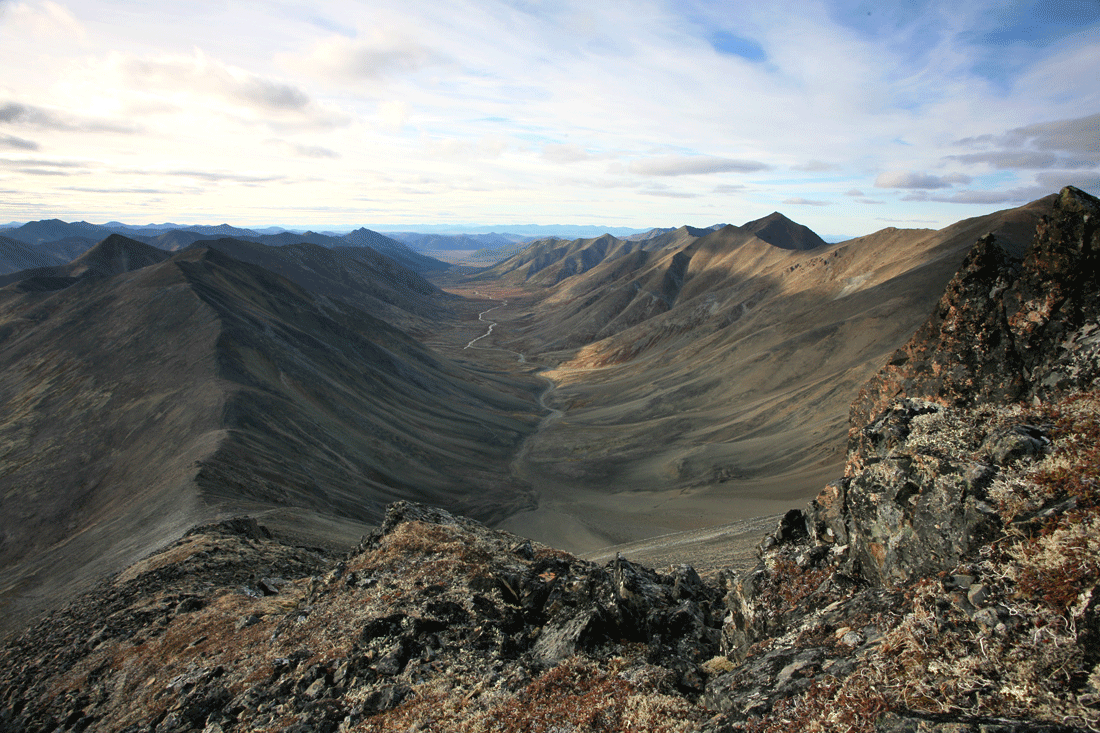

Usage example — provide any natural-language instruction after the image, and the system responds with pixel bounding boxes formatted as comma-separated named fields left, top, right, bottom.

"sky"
left=0, top=0, right=1098, bottom=236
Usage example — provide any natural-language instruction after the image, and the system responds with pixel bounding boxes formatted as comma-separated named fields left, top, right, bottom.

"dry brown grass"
left=353, top=657, right=705, bottom=733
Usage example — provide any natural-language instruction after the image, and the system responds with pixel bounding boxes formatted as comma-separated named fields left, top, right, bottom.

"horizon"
left=0, top=209, right=898, bottom=243
left=1, top=1, right=1097, bottom=234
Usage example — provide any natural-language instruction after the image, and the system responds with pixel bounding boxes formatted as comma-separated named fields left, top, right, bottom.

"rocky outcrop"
left=0, top=502, right=723, bottom=732
left=3, top=189, right=1099, bottom=733
left=702, top=188, right=1100, bottom=731
left=850, top=186, right=1100, bottom=438
left=827, top=186, right=1100, bottom=587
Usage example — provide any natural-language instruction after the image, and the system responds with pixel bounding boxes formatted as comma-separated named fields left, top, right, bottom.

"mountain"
left=181, top=237, right=453, bottom=335
left=1, top=190, right=1097, bottom=730
left=384, top=231, right=530, bottom=250
left=741, top=211, right=827, bottom=250
left=2, top=219, right=115, bottom=245
left=0, top=233, right=168, bottom=290
left=342, top=228, right=450, bottom=273
left=0, top=235, right=61, bottom=275
left=149, top=229, right=212, bottom=251
left=0, top=244, right=542, bottom=635
left=471, top=200, right=1057, bottom=553
left=65, top=233, right=169, bottom=277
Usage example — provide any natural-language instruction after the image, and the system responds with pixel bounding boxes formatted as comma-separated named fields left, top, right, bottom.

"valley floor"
left=428, top=283, right=841, bottom=564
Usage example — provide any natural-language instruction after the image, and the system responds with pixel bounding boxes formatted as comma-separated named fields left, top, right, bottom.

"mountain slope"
left=0, top=235, right=60, bottom=275
left=342, top=228, right=451, bottom=273
left=0, top=233, right=168, bottom=290
left=485, top=196, right=1058, bottom=552
left=0, top=246, right=542, bottom=634
left=181, top=237, right=453, bottom=335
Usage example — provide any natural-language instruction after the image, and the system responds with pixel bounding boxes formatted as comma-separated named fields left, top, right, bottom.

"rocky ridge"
left=1, top=188, right=1099, bottom=731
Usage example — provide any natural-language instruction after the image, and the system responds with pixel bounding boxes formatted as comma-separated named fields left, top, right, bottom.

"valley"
left=3, top=188, right=1100, bottom=733
left=423, top=200, right=1054, bottom=558
left=0, top=197, right=1059, bottom=635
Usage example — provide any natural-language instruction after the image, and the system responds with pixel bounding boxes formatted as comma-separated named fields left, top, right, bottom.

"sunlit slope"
left=496, top=197, right=1056, bottom=547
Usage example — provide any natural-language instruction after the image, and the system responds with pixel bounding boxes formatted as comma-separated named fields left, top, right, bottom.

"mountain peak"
left=741, top=211, right=826, bottom=251
left=68, top=233, right=169, bottom=277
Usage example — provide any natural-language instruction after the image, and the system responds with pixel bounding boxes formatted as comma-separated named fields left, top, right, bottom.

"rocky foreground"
left=2, top=187, right=1099, bottom=732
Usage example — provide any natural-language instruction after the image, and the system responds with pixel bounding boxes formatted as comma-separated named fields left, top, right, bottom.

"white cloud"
left=300, top=29, right=440, bottom=82
left=541, top=144, right=593, bottom=163
left=120, top=50, right=310, bottom=112
left=783, top=197, right=830, bottom=206
left=1, top=1, right=84, bottom=40
left=628, top=156, right=769, bottom=176
left=875, top=171, right=972, bottom=189
left=792, top=160, right=838, bottom=172
left=0, top=0, right=1095, bottom=229
left=376, top=100, right=410, bottom=132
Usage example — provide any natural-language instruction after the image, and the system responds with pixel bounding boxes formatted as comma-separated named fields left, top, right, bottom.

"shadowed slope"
left=0, top=233, right=168, bottom=289
left=742, top=211, right=827, bottom=250
left=0, top=235, right=60, bottom=275
left=182, top=237, right=452, bottom=335
left=0, top=246, right=541, bottom=635
left=178, top=246, right=539, bottom=525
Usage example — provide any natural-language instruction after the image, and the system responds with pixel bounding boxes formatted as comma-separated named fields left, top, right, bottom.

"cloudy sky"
left=1, top=0, right=1098, bottom=235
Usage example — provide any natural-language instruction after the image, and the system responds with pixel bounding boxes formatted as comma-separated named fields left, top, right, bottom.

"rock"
left=967, top=583, right=989, bottom=607
left=358, top=684, right=410, bottom=715
left=235, top=614, right=262, bottom=630
left=259, top=577, right=288, bottom=596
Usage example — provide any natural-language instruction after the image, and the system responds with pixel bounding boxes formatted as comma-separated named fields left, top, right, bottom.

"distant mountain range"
left=0, top=219, right=451, bottom=275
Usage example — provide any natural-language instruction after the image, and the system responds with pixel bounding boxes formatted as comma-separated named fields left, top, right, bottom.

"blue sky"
left=0, top=0, right=1097, bottom=236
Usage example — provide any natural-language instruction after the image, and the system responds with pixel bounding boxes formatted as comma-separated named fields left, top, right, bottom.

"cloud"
left=542, top=143, right=593, bottom=163
left=1034, top=171, right=1100, bottom=193
left=0, top=156, right=89, bottom=169
left=60, top=186, right=172, bottom=194
left=642, top=189, right=699, bottom=198
left=792, top=160, right=838, bottom=172
left=901, top=186, right=1050, bottom=204
left=0, top=133, right=38, bottom=150
left=16, top=167, right=75, bottom=176
left=376, top=100, right=410, bottom=132
left=948, top=150, right=1070, bottom=169
left=782, top=197, right=830, bottom=206
left=2, top=1, right=84, bottom=39
left=267, top=139, right=340, bottom=159
left=1004, top=111, right=1100, bottom=155
left=950, top=113, right=1100, bottom=168
left=0, top=102, right=139, bottom=133
left=302, top=31, right=439, bottom=81
left=875, top=171, right=972, bottom=189
left=628, top=156, right=769, bottom=176
left=844, top=189, right=864, bottom=196
left=121, top=51, right=311, bottom=112
left=127, top=168, right=285, bottom=184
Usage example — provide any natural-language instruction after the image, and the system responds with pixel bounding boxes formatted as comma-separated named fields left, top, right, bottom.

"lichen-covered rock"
left=851, top=186, right=1100, bottom=442
left=0, top=502, right=719, bottom=732
left=833, top=187, right=1100, bottom=586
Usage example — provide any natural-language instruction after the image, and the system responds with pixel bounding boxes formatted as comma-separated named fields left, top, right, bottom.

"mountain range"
left=0, top=199, right=1061, bottom=633
left=0, top=220, right=450, bottom=276
left=0, top=187, right=1097, bottom=732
